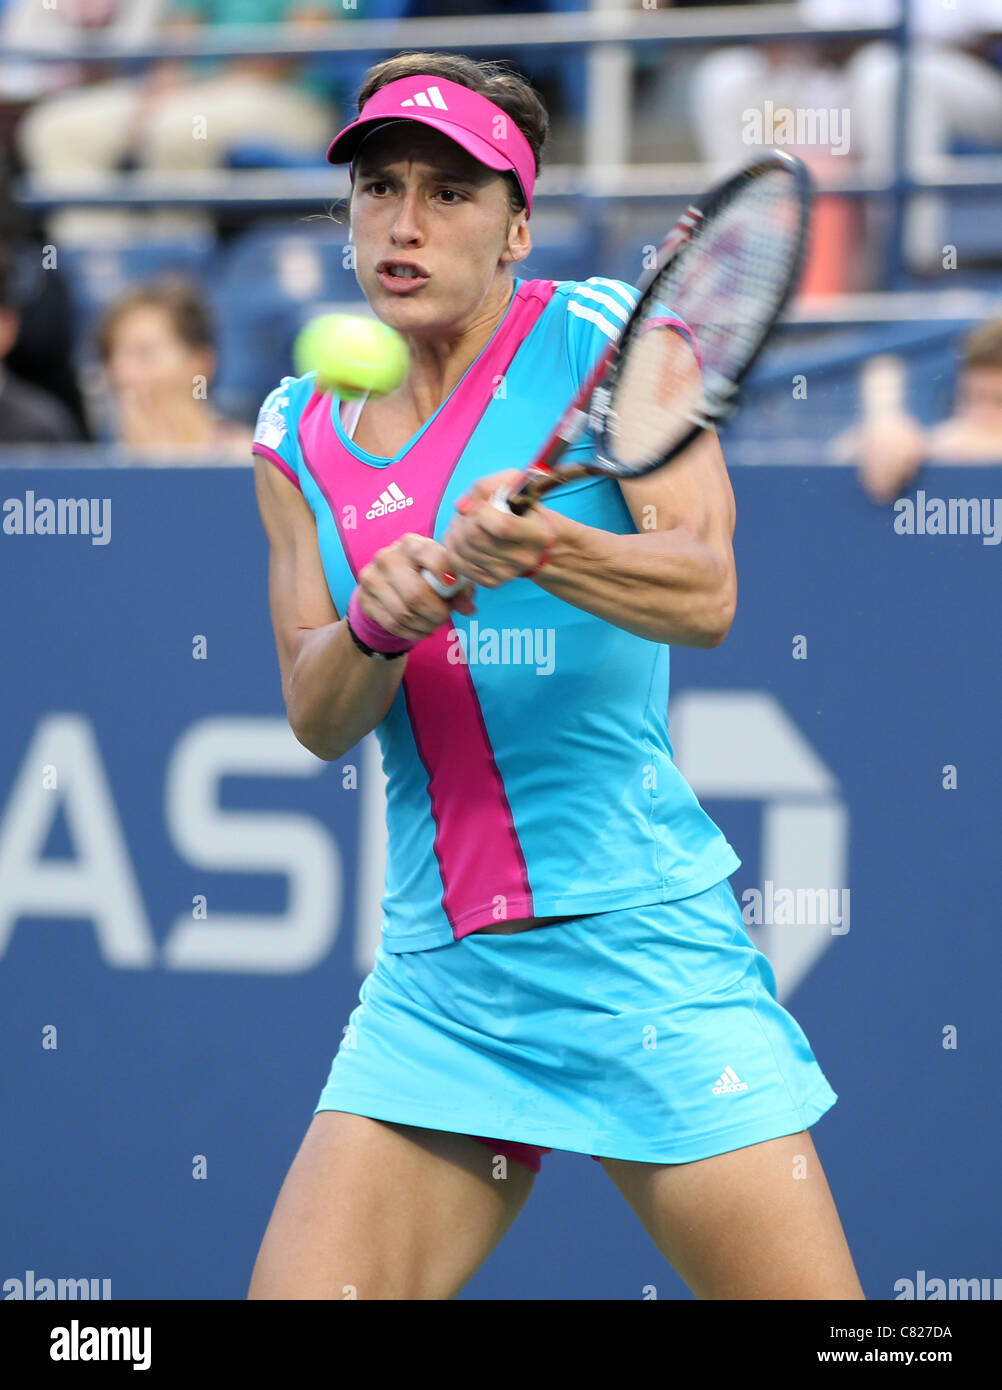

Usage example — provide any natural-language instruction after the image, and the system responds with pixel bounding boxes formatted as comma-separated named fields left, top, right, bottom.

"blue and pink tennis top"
left=252, top=276, right=740, bottom=952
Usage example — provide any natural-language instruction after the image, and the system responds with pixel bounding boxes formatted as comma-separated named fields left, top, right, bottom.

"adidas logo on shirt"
left=401, top=85, right=448, bottom=110
left=366, top=482, right=414, bottom=520
left=711, top=1065, right=749, bottom=1095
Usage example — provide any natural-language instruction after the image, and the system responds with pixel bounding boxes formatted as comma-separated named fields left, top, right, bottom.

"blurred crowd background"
left=2, top=0, right=1002, bottom=500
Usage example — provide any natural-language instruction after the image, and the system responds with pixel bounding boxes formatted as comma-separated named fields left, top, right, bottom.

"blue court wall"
left=0, top=460, right=999, bottom=1301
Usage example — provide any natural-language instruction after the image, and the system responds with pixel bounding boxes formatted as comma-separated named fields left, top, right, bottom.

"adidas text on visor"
left=326, top=75, right=536, bottom=216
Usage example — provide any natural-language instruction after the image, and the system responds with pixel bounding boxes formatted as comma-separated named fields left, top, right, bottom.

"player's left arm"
left=541, top=427, right=736, bottom=648
left=441, top=429, right=738, bottom=649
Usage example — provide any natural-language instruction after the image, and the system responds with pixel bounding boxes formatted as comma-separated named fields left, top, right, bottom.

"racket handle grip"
left=420, top=487, right=515, bottom=598
left=421, top=567, right=468, bottom=599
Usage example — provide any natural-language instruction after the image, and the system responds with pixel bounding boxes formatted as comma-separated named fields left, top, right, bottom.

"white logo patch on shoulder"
left=254, top=409, right=287, bottom=451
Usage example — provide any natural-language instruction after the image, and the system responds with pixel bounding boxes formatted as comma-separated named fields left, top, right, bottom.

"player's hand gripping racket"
left=421, top=150, right=812, bottom=599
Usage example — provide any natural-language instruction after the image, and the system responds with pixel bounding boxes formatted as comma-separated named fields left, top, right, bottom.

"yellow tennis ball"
left=293, top=313, right=410, bottom=399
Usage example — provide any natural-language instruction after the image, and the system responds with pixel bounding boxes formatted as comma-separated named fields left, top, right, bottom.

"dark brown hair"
left=95, top=275, right=214, bottom=364
left=962, top=317, right=1002, bottom=372
left=352, top=51, right=549, bottom=216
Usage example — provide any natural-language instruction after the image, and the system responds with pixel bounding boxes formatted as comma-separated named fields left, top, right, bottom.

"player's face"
left=105, top=305, right=208, bottom=399
left=957, top=365, right=1002, bottom=434
left=349, top=124, right=530, bottom=334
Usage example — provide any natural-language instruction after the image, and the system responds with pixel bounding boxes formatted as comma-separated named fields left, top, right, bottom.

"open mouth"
left=377, top=261, right=430, bottom=292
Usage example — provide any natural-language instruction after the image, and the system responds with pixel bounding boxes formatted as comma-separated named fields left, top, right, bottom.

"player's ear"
left=501, top=211, right=530, bottom=266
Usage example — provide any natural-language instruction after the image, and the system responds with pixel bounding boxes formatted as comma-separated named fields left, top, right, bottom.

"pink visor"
left=326, top=74, right=536, bottom=216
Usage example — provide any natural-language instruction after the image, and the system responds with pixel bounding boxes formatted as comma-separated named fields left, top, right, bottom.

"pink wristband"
left=347, top=587, right=416, bottom=654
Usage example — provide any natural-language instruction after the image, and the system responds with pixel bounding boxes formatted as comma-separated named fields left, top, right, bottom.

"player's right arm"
left=253, top=456, right=472, bottom=761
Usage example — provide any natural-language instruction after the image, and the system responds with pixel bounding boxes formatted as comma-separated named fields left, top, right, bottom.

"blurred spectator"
left=0, top=238, right=86, bottom=443
left=0, top=0, right=165, bottom=106
left=0, top=0, right=166, bottom=201
left=0, top=176, right=93, bottom=435
left=833, top=319, right=1002, bottom=501
left=687, top=0, right=1002, bottom=272
left=93, top=275, right=252, bottom=456
left=9, top=0, right=352, bottom=245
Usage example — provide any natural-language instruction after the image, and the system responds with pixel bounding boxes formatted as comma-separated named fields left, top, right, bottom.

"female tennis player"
left=247, top=51, right=864, bottom=1301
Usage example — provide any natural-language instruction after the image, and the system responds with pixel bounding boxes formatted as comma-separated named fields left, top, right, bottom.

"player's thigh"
left=600, top=1130, right=864, bottom=1300
left=248, top=1110, right=536, bottom=1300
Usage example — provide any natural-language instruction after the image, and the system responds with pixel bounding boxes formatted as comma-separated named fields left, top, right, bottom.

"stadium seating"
left=721, top=320, right=973, bottom=463
left=207, top=218, right=358, bottom=418
left=58, top=238, right=218, bottom=349
left=9, top=5, right=1002, bottom=437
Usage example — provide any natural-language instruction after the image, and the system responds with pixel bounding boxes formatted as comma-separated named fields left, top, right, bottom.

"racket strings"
left=608, top=169, right=803, bottom=470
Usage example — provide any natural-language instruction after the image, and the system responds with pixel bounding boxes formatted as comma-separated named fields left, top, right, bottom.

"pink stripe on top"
left=644, top=314, right=703, bottom=370
left=403, top=626, right=535, bottom=931
left=297, top=279, right=556, bottom=938
left=252, top=442, right=302, bottom=491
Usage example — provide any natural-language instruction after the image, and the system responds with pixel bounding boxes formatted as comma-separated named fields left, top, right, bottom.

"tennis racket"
left=420, top=149, right=812, bottom=600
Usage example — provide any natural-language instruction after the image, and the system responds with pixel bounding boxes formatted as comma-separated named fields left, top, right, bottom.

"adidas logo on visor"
left=400, top=85, right=449, bottom=110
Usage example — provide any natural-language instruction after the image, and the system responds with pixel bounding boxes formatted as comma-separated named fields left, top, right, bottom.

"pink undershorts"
left=470, top=1135, right=604, bottom=1173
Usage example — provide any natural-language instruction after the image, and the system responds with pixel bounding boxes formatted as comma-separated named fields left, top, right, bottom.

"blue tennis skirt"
left=314, top=877, right=838, bottom=1170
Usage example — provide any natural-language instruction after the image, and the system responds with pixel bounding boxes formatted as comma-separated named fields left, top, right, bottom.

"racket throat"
left=555, top=407, right=590, bottom=446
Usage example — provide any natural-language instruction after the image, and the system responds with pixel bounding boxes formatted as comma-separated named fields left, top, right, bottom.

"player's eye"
left=437, top=188, right=464, bottom=203
left=362, top=180, right=390, bottom=195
